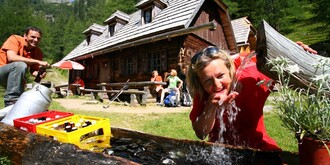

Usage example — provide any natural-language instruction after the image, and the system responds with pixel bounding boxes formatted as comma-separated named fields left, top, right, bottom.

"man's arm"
left=7, top=50, right=49, bottom=77
left=6, top=50, right=48, bottom=66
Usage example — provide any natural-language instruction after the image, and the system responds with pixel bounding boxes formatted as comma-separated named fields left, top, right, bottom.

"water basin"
left=107, top=127, right=283, bottom=165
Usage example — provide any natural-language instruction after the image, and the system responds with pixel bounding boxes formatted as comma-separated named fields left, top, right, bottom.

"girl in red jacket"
left=187, top=46, right=280, bottom=151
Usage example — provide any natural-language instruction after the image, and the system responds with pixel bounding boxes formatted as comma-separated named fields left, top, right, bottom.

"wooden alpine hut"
left=231, top=17, right=257, bottom=54
left=63, top=0, right=237, bottom=89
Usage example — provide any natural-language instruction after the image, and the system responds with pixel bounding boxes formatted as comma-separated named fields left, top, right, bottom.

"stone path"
left=53, top=97, right=274, bottom=114
left=53, top=98, right=191, bottom=114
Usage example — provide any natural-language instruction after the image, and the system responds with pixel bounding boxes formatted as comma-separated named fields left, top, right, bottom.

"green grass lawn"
left=0, top=86, right=298, bottom=153
left=285, top=4, right=330, bottom=45
left=0, top=82, right=300, bottom=165
left=48, top=96, right=298, bottom=153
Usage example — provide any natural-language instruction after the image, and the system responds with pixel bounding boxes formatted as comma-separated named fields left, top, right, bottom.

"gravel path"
left=53, top=97, right=274, bottom=114
left=53, top=98, right=191, bottom=114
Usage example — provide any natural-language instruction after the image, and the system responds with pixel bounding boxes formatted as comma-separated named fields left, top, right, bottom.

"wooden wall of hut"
left=191, top=0, right=234, bottom=52
left=77, top=32, right=233, bottom=90
left=79, top=37, right=185, bottom=89
left=248, top=32, right=257, bottom=50
left=71, top=1, right=237, bottom=89
left=182, top=35, right=210, bottom=69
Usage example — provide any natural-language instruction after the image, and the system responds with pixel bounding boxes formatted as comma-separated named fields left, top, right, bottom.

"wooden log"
left=256, top=20, right=330, bottom=93
left=0, top=123, right=139, bottom=165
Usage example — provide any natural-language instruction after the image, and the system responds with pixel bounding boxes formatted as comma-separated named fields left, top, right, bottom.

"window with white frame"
left=149, top=52, right=161, bottom=72
left=126, top=58, right=133, bottom=75
left=109, top=25, right=115, bottom=37
left=143, top=8, right=152, bottom=24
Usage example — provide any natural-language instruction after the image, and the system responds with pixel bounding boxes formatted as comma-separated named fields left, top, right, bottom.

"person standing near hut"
left=150, top=70, right=163, bottom=103
left=0, top=26, right=49, bottom=107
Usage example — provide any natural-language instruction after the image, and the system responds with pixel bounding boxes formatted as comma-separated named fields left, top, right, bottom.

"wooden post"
left=256, top=20, right=330, bottom=93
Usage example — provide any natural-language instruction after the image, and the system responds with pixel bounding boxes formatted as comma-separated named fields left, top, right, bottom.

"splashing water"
left=216, top=51, right=257, bottom=141
left=187, top=52, right=259, bottom=164
left=186, top=143, right=241, bottom=164
left=231, top=51, right=257, bottom=93
left=216, top=51, right=257, bottom=125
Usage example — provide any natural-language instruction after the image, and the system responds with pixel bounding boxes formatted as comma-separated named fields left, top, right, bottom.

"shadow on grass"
left=310, top=40, right=330, bottom=57
left=281, top=151, right=299, bottom=165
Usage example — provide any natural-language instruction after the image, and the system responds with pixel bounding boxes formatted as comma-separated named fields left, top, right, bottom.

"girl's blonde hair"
left=170, top=69, right=177, bottom=76
left=187, top=48, right=236, bottom=98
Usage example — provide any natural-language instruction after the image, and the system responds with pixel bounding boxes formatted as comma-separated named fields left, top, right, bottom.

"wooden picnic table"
left=93, top=81, right=167, bottom=106
left=54, top=84, right=81, bottom=97
left=97, top=81, right=166, bottom=88
left=54, top=84, right=69, bottom=88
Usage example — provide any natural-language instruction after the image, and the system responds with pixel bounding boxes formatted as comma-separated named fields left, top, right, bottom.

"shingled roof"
left=82, top=23, right=106, bottom=35
left=63, top=0, right=228, bottom=61
left=135, top=0, right=167, bottom=8
left=103, top=10, right=130, bottom=24
left=231, top=17, right=256, bottom=46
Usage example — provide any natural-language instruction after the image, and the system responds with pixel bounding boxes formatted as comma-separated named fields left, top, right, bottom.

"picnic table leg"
left=141, top=86, right=150, bottom=106
left=133, top=87, right=148, bottom=106
left=130, top=94, right=138, bottom=106
left=90, top=91, right=99, bottom=100
left=133, top=93, right=146, bottom=106
left=54, top=87, right=64, bottom=98
left=101, top=86, right=108, bottom=99
left=141, top=93, right=147, bottom=106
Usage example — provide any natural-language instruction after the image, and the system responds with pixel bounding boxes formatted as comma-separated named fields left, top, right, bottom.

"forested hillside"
left=0, top=0, right=329, bottom=63
left=0, top=0, right=140, bottom=63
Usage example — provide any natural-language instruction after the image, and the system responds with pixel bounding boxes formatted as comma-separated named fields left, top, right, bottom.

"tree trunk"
left=256, top=20, right=330, bottom=93
left=0, top=123, right=139, bottom=165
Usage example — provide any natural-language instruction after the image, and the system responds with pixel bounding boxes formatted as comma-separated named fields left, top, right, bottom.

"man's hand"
left=32, top=70, right=46, bottom=78
left=38, top=61, right=50, bottom=67
left=296, top=41, right=318, bottom=54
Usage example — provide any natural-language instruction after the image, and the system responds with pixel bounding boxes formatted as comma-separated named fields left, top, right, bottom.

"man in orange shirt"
left=70, top=75, right=85, bottom=95
left=0, top=26, right=49, bottom=107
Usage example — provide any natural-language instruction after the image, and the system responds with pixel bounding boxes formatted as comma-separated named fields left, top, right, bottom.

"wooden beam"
left=256, top=20, right=330, bottom=93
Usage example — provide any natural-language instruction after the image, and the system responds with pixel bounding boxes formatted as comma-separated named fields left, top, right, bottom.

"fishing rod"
left=103, top=79, right=130, bottom=109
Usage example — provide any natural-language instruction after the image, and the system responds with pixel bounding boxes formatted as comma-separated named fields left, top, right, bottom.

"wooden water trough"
left=0, top=123, right=138, bottom=165
left=256, top=20, right=330, bottom=94
left=110, top=127, right=285, bottom=164
left=0, top=122, right=287, bottom=164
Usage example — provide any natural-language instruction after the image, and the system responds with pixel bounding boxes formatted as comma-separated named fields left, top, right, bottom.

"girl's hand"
left=209, top=91, right=239, bottom=107
left=220, top=92, right=239, bottom=106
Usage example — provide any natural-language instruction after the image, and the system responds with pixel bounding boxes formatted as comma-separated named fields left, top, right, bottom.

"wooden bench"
left=54, top=84, right=69, bottom=98
left=82, top=89, right=147, bottom=106
left=96, top=81, right=167, bottom=104
left=54, top=84, right=82, bottom=98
